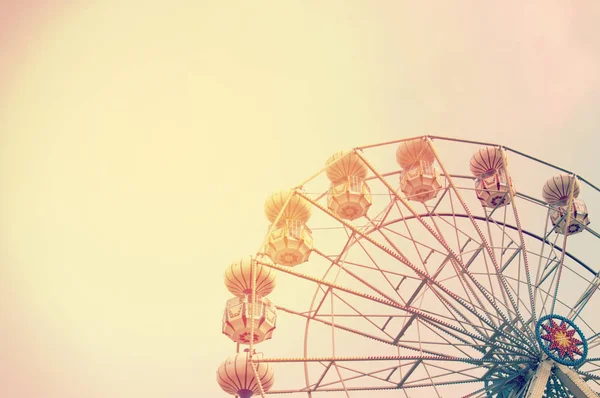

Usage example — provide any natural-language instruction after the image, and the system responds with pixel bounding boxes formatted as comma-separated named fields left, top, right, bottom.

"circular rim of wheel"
left=234, top=135, right=600, bottom=398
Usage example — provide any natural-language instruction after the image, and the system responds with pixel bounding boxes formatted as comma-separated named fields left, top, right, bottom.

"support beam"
left=524, top=360, right=553, bottom=398
left=553, top=363, right=598, bottom=398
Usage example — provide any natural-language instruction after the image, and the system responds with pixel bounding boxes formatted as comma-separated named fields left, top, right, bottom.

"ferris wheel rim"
left=352, top=135, right=600, bottom=196
left=220, top=136, right=600, bottom=398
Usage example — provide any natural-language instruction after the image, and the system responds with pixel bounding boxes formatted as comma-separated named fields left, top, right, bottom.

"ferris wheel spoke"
left=433, top=269, right=534, bottom=355
left=481, top=206, right=518, bottom=325
left=533, top=210, right=563, bottom=293
left=419, top=280, right=493, bottom=343
left=340, top=199, right=427, bottom=305
left=444, top=255, right=506, bottom=332
left=427, top=183, right=452, bottom=215
left=369, top=213, right=534, bottom=291
left=295, top=191, right=536, bottom=351
left=452, top=186, right=526, bottom=330
left=576, top=364, right=600, bottom=381
left=461, top=387, right=489, bottom=398
left=414, top=293, right=534, bottom=358
left=377, top=217, right=497, bottom=334
left=426, top=208, right=481, bottom=245
left=366, top=194, right=397, bottom=231
left=496, top=150, right=538, bottom=338
left=548, top=194, right=578, bottom=317
left=586, top=332, right=600, bottom=350
left=498, top=266, right=538, bottom=320
left=567, top=273, right=600, bottom=323
left=270, top=262, right=535, bottom=359
left=533, top=249, right=596, bottom=323
left=343, top=282, right=530, bottom=359
left=537, top=260, right=563, bottom=319
left=409, top=257, right=532, bottom=354
left=327, top=289, right=396, bottom=340
left=403, top=200, right=506, bottom=331
left=311, top=361, right=337, bottom=391
left=580, top=358, right=600, bottom=370
left=399, top=377, right=491, bottom=391
left=424, top=361, right=488, bottom=383
left=388, top=200, right=449, bottom=276
left=413, top=317, right=502, bottom=360
left=494, top=280, right=538, bottom=341
left=505, top=275, right=576, bottom=325
left=373, top=211, right=588, bottom=278
left=422, top=295, right=537, bottom=359
left=441, top=188, right=465, bottom=260
left=402, top=285, right=499, bottom=334
left=307, top=235, right=360, bottom=320
left=317, top=238, right=407, bottom=305
left=266, top=378, right=485, bottom=395
left=444, top=194, right=515, bottom=324
left=283, top=306, right=447, bottom=358
left=420, top=222, right=518, bottom=331
left=530, top=286, right=581, bottom=324
left=420, top=274, right=509, bottom=342
left=281, top=275, right=490, bottom=355
left=536, top=250, right=561, bottom=288
left=415, top=295, right=484, bottom=355
left=285, top=305, right=482, bottom=359
left=379, top=235, right=498, bottom=341
left=426, top=142, right=539, bottom=348
left=332, top=258, right=425, bottom=281
left=451, top=269, right=538, bottom=357
left=423, top=256, right=538, bottom=355
left=378, top=225, right=446, bottom=257
left=534, top=254, right=563, bottom=318
left=417, top=313, right=534, bottom=359
left=352, top=154, right=537, bottom=351
left=309, top=362, right=401, bottom=391
left=370, top=223, right=532, bottom=353
left=256, top=355, right=531, bottom=393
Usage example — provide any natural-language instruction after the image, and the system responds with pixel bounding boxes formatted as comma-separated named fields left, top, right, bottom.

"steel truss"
left=245, top=136, right=600, bottom=398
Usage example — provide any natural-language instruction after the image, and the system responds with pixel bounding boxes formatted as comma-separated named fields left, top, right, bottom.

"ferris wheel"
left=216, top=136, right=600, bottom=398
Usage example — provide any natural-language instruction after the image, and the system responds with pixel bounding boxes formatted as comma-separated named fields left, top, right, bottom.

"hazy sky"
left=1, top=1, right=600, bottom=397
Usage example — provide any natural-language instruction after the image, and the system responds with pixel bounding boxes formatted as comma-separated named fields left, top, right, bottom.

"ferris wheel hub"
left=535, top=314, right=588, bottom=367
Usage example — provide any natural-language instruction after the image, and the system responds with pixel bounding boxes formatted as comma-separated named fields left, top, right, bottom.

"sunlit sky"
left=1, top=1, right=600, bottom=397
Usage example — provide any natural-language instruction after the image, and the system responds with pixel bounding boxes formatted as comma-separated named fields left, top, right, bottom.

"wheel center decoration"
left=536, top=314, right=588, bottom=366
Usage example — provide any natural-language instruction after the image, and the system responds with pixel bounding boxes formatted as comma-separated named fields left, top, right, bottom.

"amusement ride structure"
left=216, top=136, right=600, bottom=397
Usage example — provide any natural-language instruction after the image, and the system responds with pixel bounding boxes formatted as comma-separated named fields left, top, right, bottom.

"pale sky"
left=1, top=1, right=600, bottom=397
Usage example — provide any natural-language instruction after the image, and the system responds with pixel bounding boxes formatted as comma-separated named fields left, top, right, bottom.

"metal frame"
left=232, top=136, right=600, bottom=397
